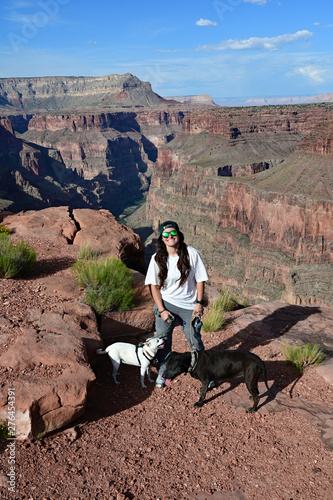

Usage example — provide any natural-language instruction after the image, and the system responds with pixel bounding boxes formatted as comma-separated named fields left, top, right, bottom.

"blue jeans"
left=154, top=300, right=204, bottom=384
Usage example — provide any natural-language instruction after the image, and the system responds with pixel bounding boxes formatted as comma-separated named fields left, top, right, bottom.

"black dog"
left=164, top=349, right=272, bottom=412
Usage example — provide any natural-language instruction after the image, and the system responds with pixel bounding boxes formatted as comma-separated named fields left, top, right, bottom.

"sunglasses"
left=162, top=230, right=178, bottom=238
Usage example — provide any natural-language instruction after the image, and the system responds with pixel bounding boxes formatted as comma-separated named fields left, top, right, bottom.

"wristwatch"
left=196, top=299, right=205, bottom=305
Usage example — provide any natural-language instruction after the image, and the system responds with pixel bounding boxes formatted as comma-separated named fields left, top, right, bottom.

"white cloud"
left=197, top=30, right=313, bottom=51
left=293, top=65, right=325, bottom=83
left=244, top=0, right=267, bottom=5
left=195, top=18, right=218, bottom=27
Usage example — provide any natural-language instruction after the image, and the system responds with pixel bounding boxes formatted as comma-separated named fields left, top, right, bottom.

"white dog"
left=96, top=337, right=165, bottom=388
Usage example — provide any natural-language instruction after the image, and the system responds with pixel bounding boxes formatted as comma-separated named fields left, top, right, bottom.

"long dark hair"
left=155, top=230, right=190, bottom=289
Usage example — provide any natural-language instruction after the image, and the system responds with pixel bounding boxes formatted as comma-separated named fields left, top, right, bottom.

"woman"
left=145, top=220, right=209, bottom=388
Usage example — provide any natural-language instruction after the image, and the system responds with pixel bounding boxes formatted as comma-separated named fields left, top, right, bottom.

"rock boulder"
left=0, top=327, right=96, bottom=439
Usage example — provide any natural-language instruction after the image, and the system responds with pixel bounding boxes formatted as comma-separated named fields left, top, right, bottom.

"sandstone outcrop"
left=2, top=206, right=145, bottom=273
left=0, top=319, right=97, bottom=440
left=0, top=120, right=96, bottom=211
left=182, top=105, right=330, bottom=137
left=0, top=207, right=155, bottom=438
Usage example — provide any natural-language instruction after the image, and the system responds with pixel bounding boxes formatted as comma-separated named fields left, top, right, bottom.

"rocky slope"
left=0, top=207, right=333, bottom=499
left=146, top=104, right=333, bottom=307
left=0, top=206, right=150, bottom=439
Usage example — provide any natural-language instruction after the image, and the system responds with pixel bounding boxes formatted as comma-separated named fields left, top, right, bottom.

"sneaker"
left=208, top=380, right=216, bottom=390
left=155, top=382, right=165, bottom=389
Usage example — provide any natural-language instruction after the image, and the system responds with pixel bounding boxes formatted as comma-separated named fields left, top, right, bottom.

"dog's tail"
left=261, top=362, right=275, bottom=399
left=96, top=348, right=107, bottom=355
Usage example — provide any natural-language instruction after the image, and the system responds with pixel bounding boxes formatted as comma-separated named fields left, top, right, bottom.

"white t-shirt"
left=145, top=245, right=209, bottom=309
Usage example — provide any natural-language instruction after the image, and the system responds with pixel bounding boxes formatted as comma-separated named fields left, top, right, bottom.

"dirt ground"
left=1, top=237, right=333, bottom=499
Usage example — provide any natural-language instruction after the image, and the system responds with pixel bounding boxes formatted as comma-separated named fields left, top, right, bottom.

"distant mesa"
left=214, top=92, right=333, bottom=107
left=0, top=73, right=171, bottom=112
left=164, top=94, right=217, bottom=106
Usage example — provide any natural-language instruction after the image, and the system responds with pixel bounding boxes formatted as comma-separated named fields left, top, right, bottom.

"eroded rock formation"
left=0, top=73, right=166, bottom=111
left=0, top=207, right=154, bottom=439
left=0, top=107, right=187, bottom=215
left=2, top=206, right=145, bottom=273
left=147, top=105, right=333, bottom=307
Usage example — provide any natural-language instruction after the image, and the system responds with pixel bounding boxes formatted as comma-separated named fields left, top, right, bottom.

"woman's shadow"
left=216, top=304, right=322, bottom=352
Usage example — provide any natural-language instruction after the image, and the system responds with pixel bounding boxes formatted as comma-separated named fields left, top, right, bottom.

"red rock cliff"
left=147, top=104, right=333, bottom=306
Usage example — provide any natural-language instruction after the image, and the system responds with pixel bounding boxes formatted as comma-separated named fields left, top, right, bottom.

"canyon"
left=146, top=104, right=333, bottom=306
left=0, top=74, right=332, bottom=306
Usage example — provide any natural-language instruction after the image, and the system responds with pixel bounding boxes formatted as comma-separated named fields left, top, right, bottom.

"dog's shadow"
left=202, top=303, right=327, bottom=411
left=77, top=338, right=158, bottom=425
left=201, top=359, right=300, bottom=411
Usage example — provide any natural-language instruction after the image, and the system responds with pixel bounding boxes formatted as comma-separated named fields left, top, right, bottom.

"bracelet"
left=159, top=308, right=166, bottom=314
left=196, top=299, right=205, bottom=305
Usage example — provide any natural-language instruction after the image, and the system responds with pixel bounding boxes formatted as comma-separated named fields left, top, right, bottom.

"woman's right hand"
left=161, top=310, right=174, bottom=323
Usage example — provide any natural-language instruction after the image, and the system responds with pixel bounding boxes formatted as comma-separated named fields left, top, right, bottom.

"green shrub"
left=76, top=243, right=101, bottom=261
left=0, top=225, right=11, bottom=235
left=71, top=257, right=134, bottom=315
left=0, top=420, right=10, bottom=440
left=0, top=234, right=36, bottom=278
left=281, top=341, right=326, bottom=374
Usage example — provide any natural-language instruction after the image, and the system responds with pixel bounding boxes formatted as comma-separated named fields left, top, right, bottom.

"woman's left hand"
left=193, top=304, right=204, bottom=315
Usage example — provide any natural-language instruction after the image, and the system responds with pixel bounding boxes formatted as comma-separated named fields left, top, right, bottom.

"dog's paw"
left=194, top=401, right=204, bottom=408
left=246, top=407, right=257, bottom=413
left=141, top=384, right=147, bottom=389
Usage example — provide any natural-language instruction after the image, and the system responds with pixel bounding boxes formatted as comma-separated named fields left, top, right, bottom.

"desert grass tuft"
left=203, top=289, right=237, bottom=333
left=0, top=234, right=36, bottom=278
left=281, top=341, right=326, bottom=374
left=0, top=420, right=11, bottom=440
left=76, top=243, right=101, bottom=261
left=202, top=288, right=248, bottom=333
left=202, top=306, right=227, bottom=333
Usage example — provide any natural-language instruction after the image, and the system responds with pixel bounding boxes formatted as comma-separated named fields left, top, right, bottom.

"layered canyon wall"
left=0, top=73, right=167, bottom=111
left=147, top=105, right=333, bottom=306
left=1, top=73, right=332, bottom=306
left=0, top=109, right=187, bottom=214
left=0, top=73, right=190, bottom=214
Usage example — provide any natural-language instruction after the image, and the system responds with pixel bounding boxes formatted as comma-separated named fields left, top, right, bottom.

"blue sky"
left=1, top=0, right=333, bottom=100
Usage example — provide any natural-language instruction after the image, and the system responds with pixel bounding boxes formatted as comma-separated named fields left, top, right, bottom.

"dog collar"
left=136, top=343, right=157, bottom=365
